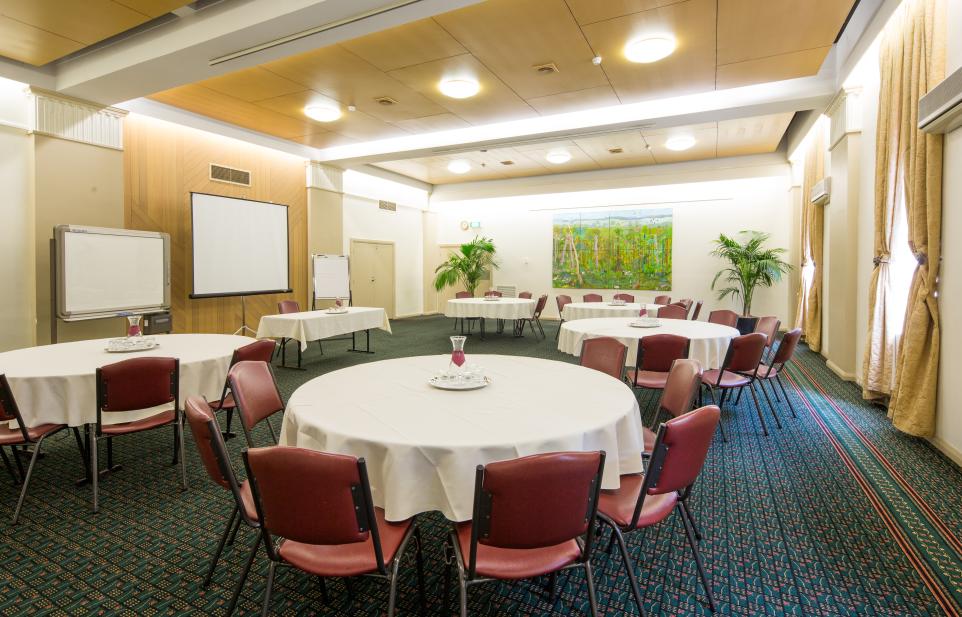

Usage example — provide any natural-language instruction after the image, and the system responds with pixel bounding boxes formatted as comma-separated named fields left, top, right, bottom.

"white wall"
left=431, top=164, right=794, bottom=323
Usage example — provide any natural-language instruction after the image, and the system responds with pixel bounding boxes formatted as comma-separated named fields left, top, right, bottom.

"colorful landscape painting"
left=552, top=207, right=672, bottom=290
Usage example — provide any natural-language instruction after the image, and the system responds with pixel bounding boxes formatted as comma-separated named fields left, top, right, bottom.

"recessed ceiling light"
left=546, top=149, right=572, bottom=164
left=439, top=78, right=480, bottom=99
left=448, top=159, right=471, bottom=174
left=592, top=56, right=603, bottom=65
left=665, top=135, right=696, bottom=151
left=624, top=35, right=676, bottom=63
left=304, top=104, right=341, bottom=122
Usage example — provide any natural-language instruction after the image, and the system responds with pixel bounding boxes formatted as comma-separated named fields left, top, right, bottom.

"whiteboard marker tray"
left=105, top=337, right=159, bottom=353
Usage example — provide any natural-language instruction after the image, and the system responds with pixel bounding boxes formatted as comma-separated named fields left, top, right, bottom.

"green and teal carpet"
left=0, top=315, right=960, bottom=616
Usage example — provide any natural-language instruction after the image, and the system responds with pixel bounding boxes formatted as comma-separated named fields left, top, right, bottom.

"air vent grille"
left=533, top=62, right=559, bottom=75
left=378, top=200, right=397, bottom=211
left=608, top=147, right=624, bottom=154
left=210, top=164, right=251, bottom=187
left=500, top=160, right=515, bottom=165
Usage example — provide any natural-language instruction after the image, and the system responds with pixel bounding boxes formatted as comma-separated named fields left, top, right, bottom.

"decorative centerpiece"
left=126, top=314, right=143, bottom=337
left=630, top=317, right=661, bottom=328
left=327, top=297, right=348, bottom=314
left=428, top=336, right=490, bottom=390
left=609, top=298, right=627, bottom=306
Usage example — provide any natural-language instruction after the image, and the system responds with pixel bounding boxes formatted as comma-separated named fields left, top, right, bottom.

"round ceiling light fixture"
left=664, top=135, right=696, bottom=151
left=448, top=159, right=472, bottom=174
left=304, top=104, right=342, bottom=122
left=439, top=78, right=480, bottom=99
left=546, top=149, right=572, bottom=164
left=624, top=35, right=676, bottom=63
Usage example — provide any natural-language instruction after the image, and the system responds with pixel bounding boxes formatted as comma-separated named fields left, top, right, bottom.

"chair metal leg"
left=226, top=535, right=260, bottom=617
left=678, top=506, right=717, bottom=612
left=177, top=416, right=187, bottom=489
left=91, top=429, right=99, bottom=513
left=755, top=380, right=782, bottom=429
left=707, top=387, right=727, bottom=442
left=680, top=500, right=704, bottom=542
left=0, top=447, right=17, bottom=484
left=584, top=562, right=600, bottom=617
left=546, top=571, right=557, bottom=603
left=227, top=511, right=242, bottom=546
left=769, top=376, right=782, bottom=401
left=747, top=382, right=769, bottom=436
left=443, top=540, right=453, bottom=617
left=414, top=527, right=426, bottom=613
left=604, top=519, right=646, bottom=617
left=260, top=561, right=276, bottom=617
left=459, top=577, right=468, bottom=617
left=734, top=387, right=744, bottom=405
left=776, top=375, right=797, bottom=418
left=12, top=436, right=46, bottom=524
left=204, top=507, right=238, bottom=587
left=266, top=418, right=278, bottom=445
left=12, top=444, right=25, bottom=478
left=316, top=577, right=329, bottom=604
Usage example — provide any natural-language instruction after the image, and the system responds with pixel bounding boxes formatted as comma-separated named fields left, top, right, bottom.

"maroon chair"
left=653, top=295, right=671, bottom=305
left=700, top=332, right=773, bottom=440
left=228, top=361, right=285, bottom=447
left=583, top=293, right=603, bottom=303
left=484, top=290, right=503, bottom=297
left=657, top=304, right=688, bottom=320
left=597, top=406, right=720, bottom=615
left=642, top=359, right=703, bottom=454
left=444, top=451, right=606, bottom=617
left=626, top=334, right=690, bottom=415
left=276, top=300, right=323, bottom=359
left=690, top=300, right=704, bottom=320
left=518, top=291, right=532, bottom=299
left=754, top=316, right=781, bottom=361
left=555, top=295, right=573, bottom=340
left=516, top=294, right=547, bottom=339
left=755, top=328, right=802, bottom=419
left=184, top=397, right=260, bottom=614
left=613, top=293, right=635, bottom=303
left=209, top=339, right=277, bottom=439
left=707, top=309, right=739, bottom=328
left=455, top=291, right=472, bottom=298
left=243, top=446, right=425, bottom=616
left=0, top=375, right=79, bottom=524
left=580, top=337, right=628, bottom=381
left=93, top=357, right=185, bottom=512
left=454, top=291, right=479, bottom=333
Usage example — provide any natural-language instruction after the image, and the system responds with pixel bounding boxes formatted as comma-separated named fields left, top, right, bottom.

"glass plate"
left=428, top=376, right=491, bottom=391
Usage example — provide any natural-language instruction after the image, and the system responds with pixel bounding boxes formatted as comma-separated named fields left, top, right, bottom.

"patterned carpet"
left=0, top=315, right=960, bottom=616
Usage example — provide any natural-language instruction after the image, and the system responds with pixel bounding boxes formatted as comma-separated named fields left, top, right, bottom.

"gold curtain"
left=794, top=127, right=826, bottom=352
left=878, top=0, right=945, bottom=436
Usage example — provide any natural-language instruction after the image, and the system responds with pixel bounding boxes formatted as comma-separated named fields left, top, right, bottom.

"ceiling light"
left=546, top=149, right=572, bottom=164
left=592, top=56, right=603, bottom=65
left=624, top=35, right=676, bottom=63
left=304, top=104, right=341, bottom=122
left=448, top=159, right=471, bottom=174
left=439, top=78, right=480, bottom=99
left=665, top=135, right=696, bottom=151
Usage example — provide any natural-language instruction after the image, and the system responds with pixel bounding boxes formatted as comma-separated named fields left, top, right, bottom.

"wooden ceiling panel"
left=113, top=0, right=193, bottom=18
left=433, top=0, right=609, bottom=100
left=716, top=112, right=793, bottom=157
left=292, top=132, right=353, bottom=149
left=717, top=0, right=855, bottom=65
left=0, top=16, right=81, bottom=66
left=200, top=67, right=307, bottom=103
left=563, top=0, right=688, bottom=26
left=580, top=0, right=717, bottom=103
left=373, top=159, right=433, bottom=183
left=716, top=47, right=831, bottom=90
left=254, top=90, right=409, bottom=141
left=644, top=125, right=717, bottom=164
left=572, top=130, right=657, bottom=167
left=391, top=113, right=471, bottom=134
left=339, top=18, right=467, bottom=72
left=525, top=85, right=622, bottom=115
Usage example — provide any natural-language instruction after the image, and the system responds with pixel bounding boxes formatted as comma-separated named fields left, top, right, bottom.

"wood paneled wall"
left=124, top=114, right=308, bottom=334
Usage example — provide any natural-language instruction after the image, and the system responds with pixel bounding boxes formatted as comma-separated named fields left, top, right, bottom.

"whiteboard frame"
left=55, top=225, right=171, bottom=321
left=312, top=254, right=351, bottom=304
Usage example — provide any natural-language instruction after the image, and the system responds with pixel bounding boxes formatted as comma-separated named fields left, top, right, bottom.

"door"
left=350, top=240, right=396, bottom=318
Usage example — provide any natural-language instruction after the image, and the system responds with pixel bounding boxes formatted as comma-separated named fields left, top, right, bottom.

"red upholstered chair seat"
left=627, top=369, right=670, bottom=389
left=597, top=474, right=678, bottom=529
left=755, top=363, right=780, bottom=377
left=0, top=423, right=63, bottom=446
left=99, top=409, right=176, bottom=435
left=209, top=393, right=235, bottom=412
left=701, top=369, right=751, bottom=388
left=455, top=522, right=583, bottom=580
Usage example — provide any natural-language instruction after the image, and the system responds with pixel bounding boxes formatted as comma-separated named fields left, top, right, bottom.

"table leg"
left=347, top=329, right=375, bottom=354
left=75, top=427, right=123, bottom=486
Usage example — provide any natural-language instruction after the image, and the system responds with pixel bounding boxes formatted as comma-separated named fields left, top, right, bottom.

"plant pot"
left=736, top=316, right=758, bottom=335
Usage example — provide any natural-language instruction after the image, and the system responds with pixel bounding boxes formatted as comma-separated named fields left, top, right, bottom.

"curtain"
left=874, top=0, right=945, bottom=436
left=794, top=127, right=826, bottom=352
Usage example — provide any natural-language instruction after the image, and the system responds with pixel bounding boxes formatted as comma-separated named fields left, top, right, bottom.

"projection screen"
left=190, top=193, right=291, bottom=298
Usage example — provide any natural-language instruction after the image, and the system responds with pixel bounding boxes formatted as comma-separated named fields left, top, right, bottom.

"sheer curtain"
left=794, top=126, right=826, bottom=352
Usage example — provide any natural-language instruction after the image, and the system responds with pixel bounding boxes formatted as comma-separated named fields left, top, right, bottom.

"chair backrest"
left=690, top=300, right=703, bottom=320
left=232, top=339, right=277, bottom=365
left=556, top=294, right=572, bottom=313
left=678, top=298, right=693, bottom=310
left=771, top=328, right=802, bottom=366
left=707, top=309, right=739, bottom=328
left=583, top=293, right=603, bottom=303
left=533, top=294, right=548, bottom=317
left=643, top=406, right=719, bottom=498
left=184, top=395, right=250, bottom=511
left=278, top=300, right=300, bottom=314
left=657, top=304, right=688, bottom=320
left=484, top=290, right=503, bottom=297
left=228, top=361, right=284, bottom=430
left=722, top=332, right=767, bottom=373
left=580, top=337, right=627, bottom=380
left=518, top=291, right=532, bottom=299
left=455, top=291, right=472, bottom=299
left=653, top=295, right=671, bottom=304
left=470, top=451, right=605, bottom=556
left=97, top=357, right=178, bottom=415
left=638, top=334, right=689, bottom=372
left=754, top=316, right=781, bottom=348
left=244, top=447, right=384, bottom=569
left=657, top=359, right=703, bottom=419
left=613, top=293, right=635, bottom=303
left=0, top=375, right=29, bottom=443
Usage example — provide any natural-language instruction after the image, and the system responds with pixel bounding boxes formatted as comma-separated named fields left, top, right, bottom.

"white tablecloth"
left=562, top=302, right=663, bottom=321
left=256, top=307, right=392, bottom=351
left=0, top=334, right=253, bottom=428
left=280, top=354, right=644, bottom=522
left=444, top=298, right=536, bottom=320
left=558, top=318, right=739, bottom=369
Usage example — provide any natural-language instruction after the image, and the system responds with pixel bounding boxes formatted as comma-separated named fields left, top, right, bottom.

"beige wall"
left=307, top=186, right=344, bottom=309
left=0, top=125, right=34, bottom=351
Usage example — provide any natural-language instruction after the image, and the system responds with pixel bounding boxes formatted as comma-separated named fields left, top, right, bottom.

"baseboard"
left=826, top=359, right=856, bottom=382
left=929, top=435, right=962, bottom=468
left=395, top=312, right=427, bottom=319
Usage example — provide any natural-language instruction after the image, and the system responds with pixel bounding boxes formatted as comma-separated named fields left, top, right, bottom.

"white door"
left=350, top=240, right=396, bottom=318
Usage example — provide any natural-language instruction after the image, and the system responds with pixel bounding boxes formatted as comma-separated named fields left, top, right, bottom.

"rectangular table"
left=256, top=307, right=391, bottom=368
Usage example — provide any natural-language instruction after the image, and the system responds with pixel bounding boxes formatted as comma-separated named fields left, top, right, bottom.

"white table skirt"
left=0, top=334, right=253, bottom=428
left=444, top=298, right=536, bottom=320
left=280, top=354, right=644, bottom=522
left=562, top=302, right=663, bottom=321
left=256, top=307, right=392, bottom=351
left=558, top=317, right=739, bottom=369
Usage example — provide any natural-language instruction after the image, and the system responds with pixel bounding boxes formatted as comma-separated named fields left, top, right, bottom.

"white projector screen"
left=56, top=225, right=170, bottom=320
left=190, top=193, right=291, bottom=297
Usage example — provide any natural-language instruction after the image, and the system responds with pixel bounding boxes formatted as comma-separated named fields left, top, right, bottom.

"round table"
left=280, top=354, right=644, bottom=522
left=558, top=318, right=739, bottom=368
left=444, top=297, right=535, bottom=320
left=562, top=302, right=663, bottom=321
left=0, top=334, right=254, bottom=428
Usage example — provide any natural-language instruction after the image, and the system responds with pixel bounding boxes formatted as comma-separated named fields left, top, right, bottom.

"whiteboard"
left=56, top=225, right=170, bottom=320
left=313, top=254, right=350, bottom=299
left=191, top=193, right=291, bottom=297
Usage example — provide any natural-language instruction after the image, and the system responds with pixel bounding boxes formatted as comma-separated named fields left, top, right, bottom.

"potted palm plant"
left=434, top=236, right=499, bottom=297
left=710, top=231, right=791, bottom=334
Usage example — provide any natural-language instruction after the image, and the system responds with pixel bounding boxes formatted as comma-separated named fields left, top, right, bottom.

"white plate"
left=608, top=302, right=627, bottom=306
left=326, top=308, right=348, bottom=314
left=105, top=338, right=159, bottom=353
left=629, top=319, right=661, bottom=329
left=428, top=376, right=491, bottom=391
left=483, top=297, right=500, bottom=301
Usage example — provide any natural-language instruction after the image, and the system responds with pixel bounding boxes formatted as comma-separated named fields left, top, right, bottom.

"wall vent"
left=533, top=62, right=559, bottom=75
left=495, top=285, right=517, bottom=297
left=500, top=160, right=515, bottom=165
left=608, top=147, right=624, bottom=154
left=210, top=163, right=251, bottom=186
left=374, top=96, right=398, bottom=106
left=378, top=200, right=397, bottom=211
